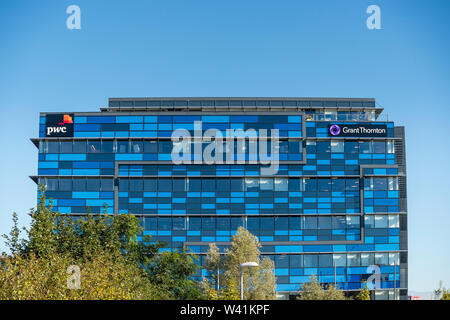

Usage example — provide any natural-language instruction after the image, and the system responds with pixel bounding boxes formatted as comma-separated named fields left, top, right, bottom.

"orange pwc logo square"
left=59, top=114, right=73, bottom=125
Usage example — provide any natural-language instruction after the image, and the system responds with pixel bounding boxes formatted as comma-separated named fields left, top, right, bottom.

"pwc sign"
left=46, top=114, right=74, bottom=137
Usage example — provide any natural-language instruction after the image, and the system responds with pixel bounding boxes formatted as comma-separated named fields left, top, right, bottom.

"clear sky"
left=0, top=0, right=449, bottom=293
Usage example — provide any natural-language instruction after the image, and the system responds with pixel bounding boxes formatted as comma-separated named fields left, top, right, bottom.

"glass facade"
left=32, top=98, right=407, bottom=300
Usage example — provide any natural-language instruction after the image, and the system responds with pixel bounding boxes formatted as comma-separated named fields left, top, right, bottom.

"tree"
left=205, top=243, right=222, bottom=290
left=2, top=212, right=24, bottom=255
left=146, top=250, right=204, bottom=300
left=356, top=281, right=371, bottom=300
left=0, top=251, right=163, bottom=300
left=297, top=276, right=347, bottom=300
left=203, top=243, right=240, bottom=300
left=221, top=277, right=240, bottom=300
left=434, top=281, right=450, bottom=300
left=202, top=278, right=220, bottom=300
left=222, top=227, right=276, bottom=300
left=0, top=186, right=200, bottom=300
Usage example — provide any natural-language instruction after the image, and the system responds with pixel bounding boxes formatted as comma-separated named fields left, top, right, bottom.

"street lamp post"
left=240, top=262, right=259, bottom=300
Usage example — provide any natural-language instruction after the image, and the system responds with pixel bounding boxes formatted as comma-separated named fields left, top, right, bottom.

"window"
left=231, top=179, right=243, bottom=192
left=217, top=218, right=230, bottom=230
left=158, top=218, right=172, bottom=230
left=332, top=216, right=346, bottom=229
left=333, top=254, right=346, bottom=267
left=144, top=141, right=157, bottom=153
left=131, top=141, right=143, bottom=153
left=288, top=141, right=302, bottom=154
left=259, top=178, right=273, bottom=191
left=317, top=141, right=330, bottom=153
left=331, top=140, right=344, bottom=153
left=364, top=215, right=374, bottom=228
left=173, top=179, right=187, bottom=191
left=389, top=253, right=400, bottom=265
left=159, top=141, right=173, bottom=153
left=60, top=142, right=72, bottom=153
left=304, top=179, right=316, bottom=191
left=274, top=178, right=288, bottom=191
left=275, top=255, right=289, bottom=268
left=158, top=179, right=171, bottom=192
left=304, top=255, right=318, bottom=268
left=188, top=179, right=201, bottom=192
left=87, top=179, right=100, bottom=191
left=59, top=179, right=72, bottom=191
left=374, top=253, right=388, bottom=265
left=290, top=255, right=303, bottom=268
left=359, top=141, right=372, bottom=154
left=374, top=215, right=388, bottom=228
left=189, top=217, right=201, bottom=230
left=73, top=141, right=86, bottom=153
left=216, top=180, right=230, bottom=192
left=261, top=217, right=274, bottom=230
left=129, top=180, right=143, bottom=191
left=318, top=217, right=331, bottom=229
left=245, top=178, right=259, bottom=191
left=388, top=178, right=398, bottom=190
left=119, top=179, right=128, bottom=192
left=289, top=178, right=303, bottom=192
left=144, top=180, right=157, bottom=191
left=346, top=216, right=360, bottom=228
left=319, top=254, right=333, bottom=267
left=318, top=179, right=331, bottom=192
left=73, top=179, right=86, bottom=191
left=202, top=217, right=215, bottom=230
left=173, top=217, right=186, bottom=230
left=332, top=179, right=345, bottom=191
left=144, top=217, right=157, bottom=230
left=388, top=215, right=399, bottom=228
left=247, top=217, right=259, bottom=230
left=231, top=217, right=243, bottom=230
left=386, top=140, right=394, bottom=153
left=117, top=141, right=129, bottom=153
left=39, top=141, right=45, bottom=153
left=102, top=141, right=114, bottom=153
left=361, top=253, right=374, bottom=266
left=275, top=217, right=288, bottom=230
left=87, top=141, right=100, bottom=153
left=373, top=142, right=386, bottom=154
left=304, top=217, right=317, bottom=229
left=373, top=178, right=387, bottom=190
left=101, top=179, right=114, bottom=191
left=347, top=254, right=360, bottom=267
left=344, top=141, right=359, bottom=153
left=345, top=179, right=359, bottom=192
left=202, top=179, right=215, bottom=191
left=47, top=142, right=59, bottom=153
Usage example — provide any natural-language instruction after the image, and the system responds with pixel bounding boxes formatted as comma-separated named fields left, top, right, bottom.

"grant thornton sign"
left=328, top=124, right=387, bottom=137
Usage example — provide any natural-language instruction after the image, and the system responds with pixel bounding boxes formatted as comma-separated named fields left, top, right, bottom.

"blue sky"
left=0, top=0, right=449, bottom=293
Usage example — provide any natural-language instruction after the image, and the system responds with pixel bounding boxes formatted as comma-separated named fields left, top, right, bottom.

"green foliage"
left=145, top=250, right=204, bottom=300
left=0, top=252, right=162, bottom=300
left=434, top=281, right=450, bottom=300
left=204, top=227, right=276, bottom=300
left=297, top=276, right=347, bottom=300
left=0, top=185, right=202, bottom=300
left=356, top=282, right=371, bottom=300
left=2, top=212, right=24, bottom=255
left=221, top=278, right=240, bottom=300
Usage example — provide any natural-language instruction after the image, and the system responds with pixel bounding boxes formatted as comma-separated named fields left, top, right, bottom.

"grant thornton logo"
left=329, top=124, right=341, bottom=136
